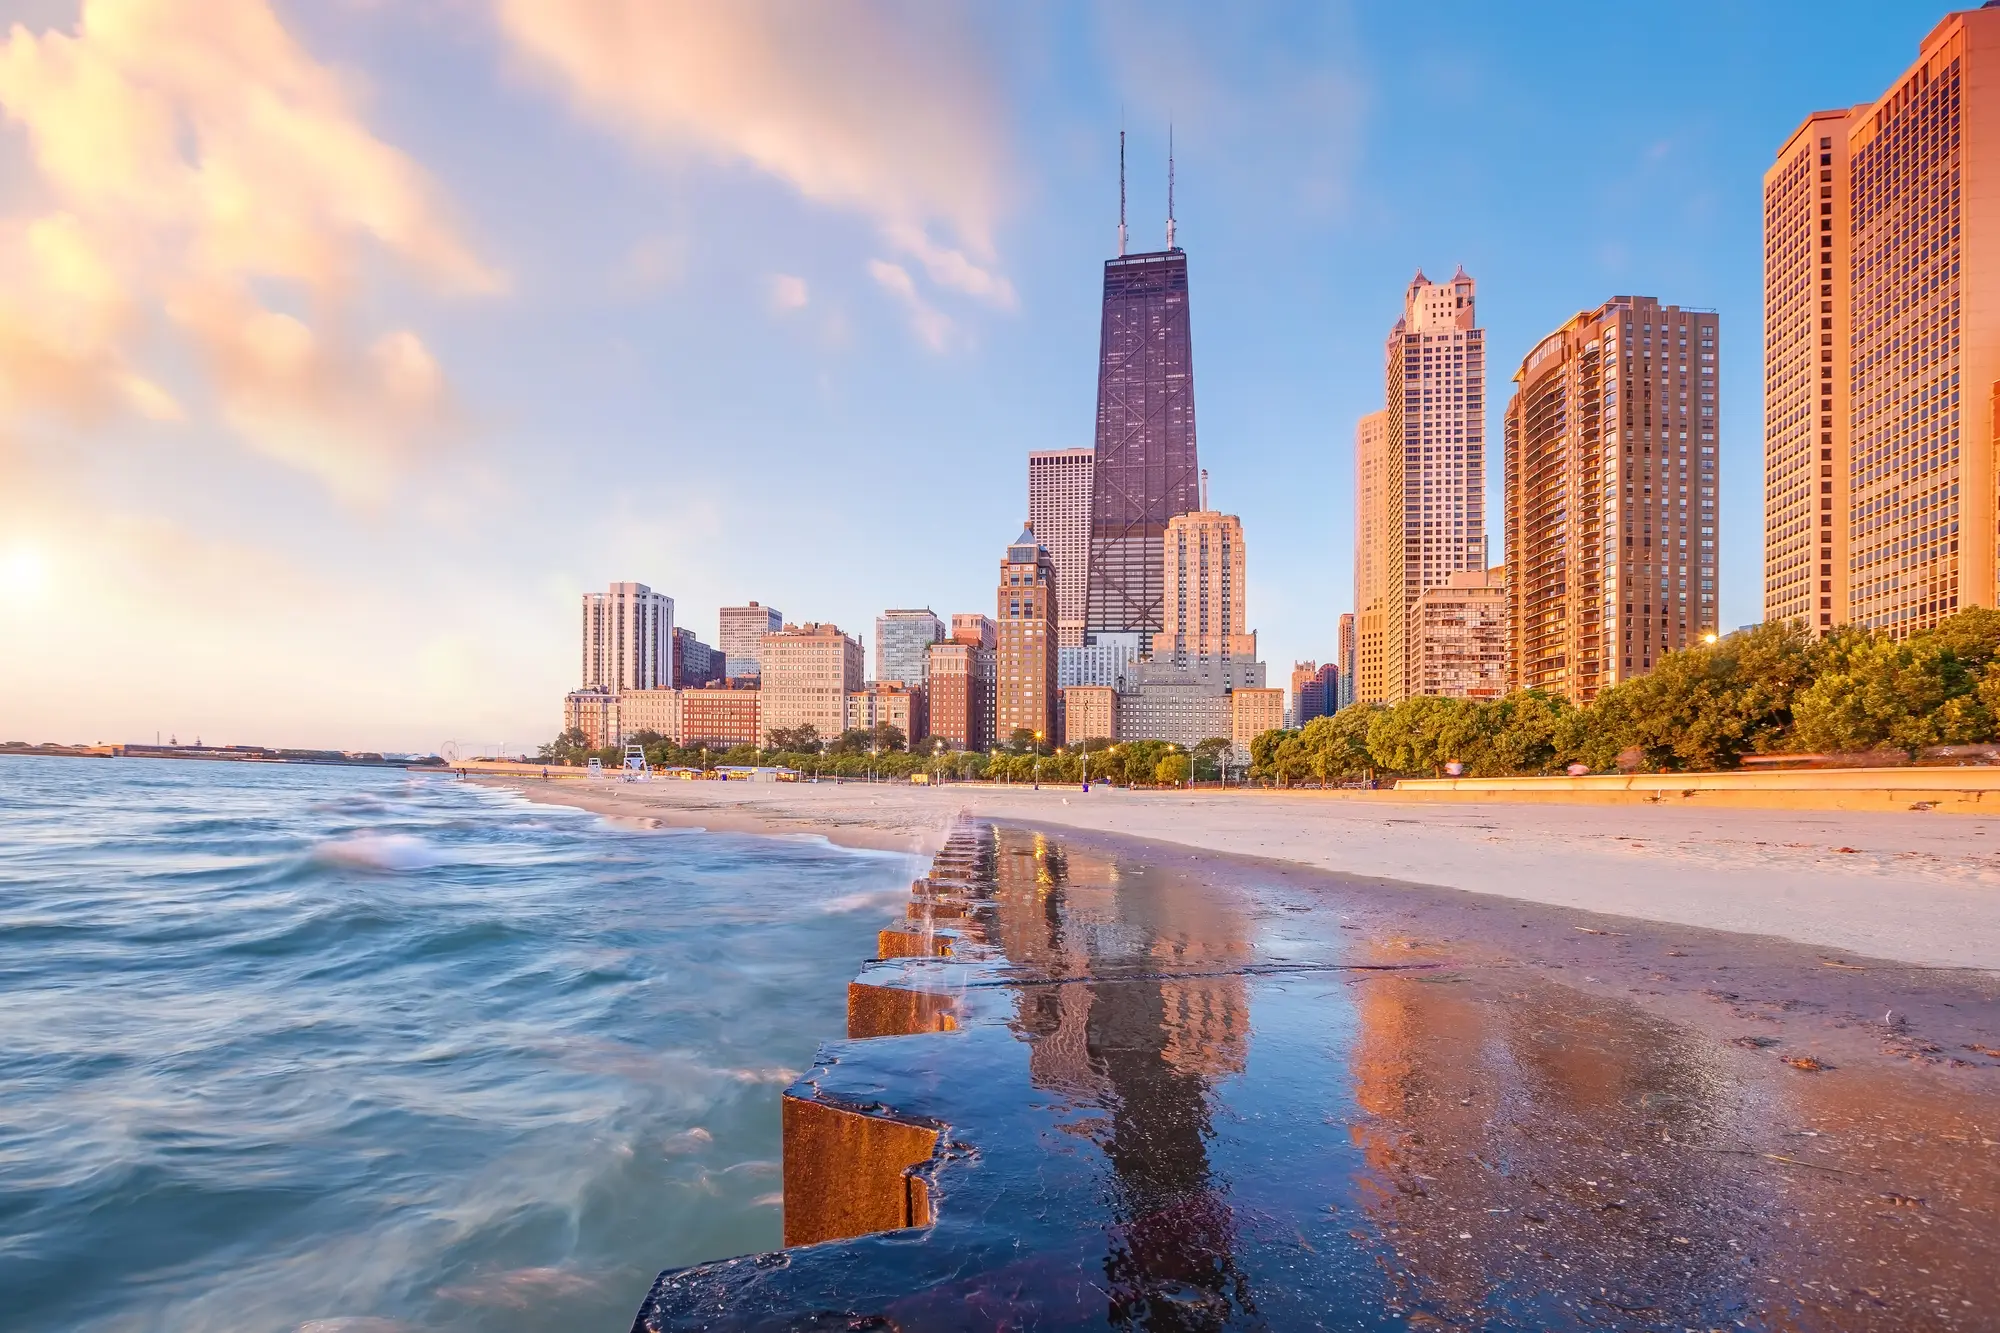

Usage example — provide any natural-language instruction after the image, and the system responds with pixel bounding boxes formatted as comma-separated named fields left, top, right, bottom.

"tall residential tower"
left=997, top=523, right=1059, bottom=745
left=582, top=582, right=674, bottom=694
left=1764, top=6, right=2000, bottom=636
left=1506, top=297, right=1720, bottom=702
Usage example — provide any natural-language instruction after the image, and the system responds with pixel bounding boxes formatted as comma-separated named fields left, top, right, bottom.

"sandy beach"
left=476, top=776, right=2000, bottom=972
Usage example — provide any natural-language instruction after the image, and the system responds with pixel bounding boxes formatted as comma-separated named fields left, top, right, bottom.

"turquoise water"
left=0, top=756, right=916, bottom=1332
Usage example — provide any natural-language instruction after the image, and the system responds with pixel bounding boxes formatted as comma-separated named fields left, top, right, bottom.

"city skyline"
left=0, top=1, right=1971, bottom=751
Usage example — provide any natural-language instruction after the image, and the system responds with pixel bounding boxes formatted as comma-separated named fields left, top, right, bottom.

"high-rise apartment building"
left=874, top=608, right=944, bottom=687
left=996, top=524, right=1059, bottom=745
left=1412, top=568, right=1510, bottom=701
left=1380, top=269, right=1487, bottom=702
left=582, top=582, right=673, bottom=694
left=1354, top=411, right=1393, bottom=703
left=1086, top=230, right=1200, bottom=652
left=718, top=602, right=782, bottom=678
left=1162, top=509, right=1258, bottom=664
left=1336, top=613, right=1356, bottom=709
left=1765, top=7, right=2000, bottom=636
left=926, top=638, right=995, bottom=752
left=846, top=681, right=920, bottom=743
left=1029, top=449, right=1095, bottom=648
left=1505, top=297, right=1720, bottom=702
left=759, top=623, right=863, bottom=744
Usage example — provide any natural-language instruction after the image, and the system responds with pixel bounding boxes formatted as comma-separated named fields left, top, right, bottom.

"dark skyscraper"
left=1085, top=135, right=1199, bottom=654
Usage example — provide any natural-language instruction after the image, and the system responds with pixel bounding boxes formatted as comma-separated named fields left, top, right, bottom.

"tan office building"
left=616, top=689, right=681, bottom=742
left=1162, top=510, right=1259, bottom=664
left=1505, top=297, right=1720, bottom=702
left=1060, top=684, right=1117, bottom=746
left=1028, top=448, right=1094, bottom=648
left=1411, top=569, right=1509, bottom=701
left=1353, top=411, right=1392, bottom=703
left=996, top=524, right=1059, bottom=745
left=1765, top=7, right=2000, bottom=636
left=760, top=623, right=863, bottom=744
left=1229, top=687, right=1285, bottom=759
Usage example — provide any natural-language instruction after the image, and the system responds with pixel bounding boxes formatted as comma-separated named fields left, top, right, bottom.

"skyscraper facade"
left=950, top=613, right=998, bottom=650
left=1029, top=448, right=1094, bottom=648
left=1505, top=297, right=1720, bottom=702
left=997, top=524, right=1059, bottom=745
left=1764, top=108, right=1861, bottom=634
left=1290, top=661, right=1338, bottom=727
left=1765, top=7, right=2000, bottom=637
left=874, top=608, right=944, bottom=687
left=1382, top=269, right=1487, bottom=702
left=718, top=602, right=782, bottom=678
left=1353, top=411, right=1391, bottom=703
left=582, top=582, right=673, bottom=694
left=1086, top=249, right=1199, bottom=652
left=1161, top=510, right=1257, bottom=664
left=1336, top=613, right=1357, bottom=709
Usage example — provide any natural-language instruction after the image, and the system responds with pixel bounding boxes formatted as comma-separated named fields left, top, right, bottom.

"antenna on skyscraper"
left=1118, top=125, right=1128, bottom=257
left=1166, top=122, right=1177, bottom=251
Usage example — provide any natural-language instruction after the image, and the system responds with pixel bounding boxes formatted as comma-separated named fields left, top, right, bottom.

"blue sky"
left=0, top=0, right=1953, bottom=751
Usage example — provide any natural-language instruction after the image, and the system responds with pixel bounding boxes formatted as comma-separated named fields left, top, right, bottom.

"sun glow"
left=0, top=545, right=49, bottom=604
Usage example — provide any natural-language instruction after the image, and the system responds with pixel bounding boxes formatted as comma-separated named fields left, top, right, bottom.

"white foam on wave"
left=815, top=886, right=909, bottom=915
left=310, top=834, right=445, bottom=873
left=730, top=1066, right=800, bottom=1085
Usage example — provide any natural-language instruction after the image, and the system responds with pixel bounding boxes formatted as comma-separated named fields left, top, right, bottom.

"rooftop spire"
left=1165, top=122, right=1177, bottom=251
left=1117, top=126, right=1128, bottom=257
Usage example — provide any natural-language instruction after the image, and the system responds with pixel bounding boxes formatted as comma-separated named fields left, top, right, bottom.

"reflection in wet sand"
left=636, top=822, right=2000, bottom=1332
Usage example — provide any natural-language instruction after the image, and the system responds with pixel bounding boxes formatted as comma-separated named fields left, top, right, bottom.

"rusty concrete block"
left=847, top=981, right=957, bottom=1039
left=780, top=1094, right=938, bottom=1247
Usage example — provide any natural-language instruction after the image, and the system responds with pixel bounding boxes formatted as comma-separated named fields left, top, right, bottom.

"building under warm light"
left=1029, top=448, right=1094, bottom=648
left=1411, top=569, right=1509, bottom=700
left=1353, top=412, right=1392, bottom=703
left=1059, top=684, right=1116, bottom=746
left=1765, top=6, right=2000, bottom=636
left=760, top=623, right=863, bottom=744
left=1161, top=509, right=1258, bottom=664
left=996, top=524, right=1058, bottom=745
left=1506, top=297, right=1720, bottom=702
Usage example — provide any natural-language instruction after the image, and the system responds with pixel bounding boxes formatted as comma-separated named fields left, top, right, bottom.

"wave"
left=308, top=834, right=445, bottom=873
left=814, top=886, right=910, bottom=915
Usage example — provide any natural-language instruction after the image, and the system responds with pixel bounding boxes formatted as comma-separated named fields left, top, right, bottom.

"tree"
left=1367, top=696, right=1483, bottom=776
left=1299, top=706, right=1377, bottom=782
left=1248, top=727, right=1295, bottom=780
left=766, top=724, right=821, bottom=753
left=1188, top=737, right=1234, bottom=782
left=1792, top=635, right=1988, bottom=756
left=1577, top=622, right=1819, bottom=771
left=1154, top=752, right=1190, bottom=787
left=537, top=728, right=591, bottom=766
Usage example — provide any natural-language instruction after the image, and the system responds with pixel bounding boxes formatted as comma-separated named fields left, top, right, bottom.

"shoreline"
left=474, top=775, right=2000, bottom=971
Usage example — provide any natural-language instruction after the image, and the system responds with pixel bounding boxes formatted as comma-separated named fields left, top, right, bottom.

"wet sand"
left=633, top=820, right=2000, bottom=1332
left=478, top=777, right=2000, bottom=970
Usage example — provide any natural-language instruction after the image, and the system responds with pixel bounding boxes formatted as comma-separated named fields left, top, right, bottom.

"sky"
left=0, top=0, right=1958, bottom=753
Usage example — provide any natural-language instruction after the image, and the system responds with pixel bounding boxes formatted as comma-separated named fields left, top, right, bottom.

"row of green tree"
left=1250, top=609, right=2000, bottom=782
left=536, top=726, right=1235, bottom=786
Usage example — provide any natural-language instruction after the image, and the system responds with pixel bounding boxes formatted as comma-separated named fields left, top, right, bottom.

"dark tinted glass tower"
left=1085, top=248, right=1199, bottom=652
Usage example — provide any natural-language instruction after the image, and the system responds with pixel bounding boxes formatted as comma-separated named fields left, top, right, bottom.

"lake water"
left=0, top=756, right=916, bottom=1332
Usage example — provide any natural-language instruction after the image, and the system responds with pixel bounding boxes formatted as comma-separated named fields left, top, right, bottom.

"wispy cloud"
left=0, top=0, right=500, bottom=499
left=493, top=0, right=1015, bottom=339
left=766, top=272, right=809, bottom=313
left=866, top=259, right=950, bottom=352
